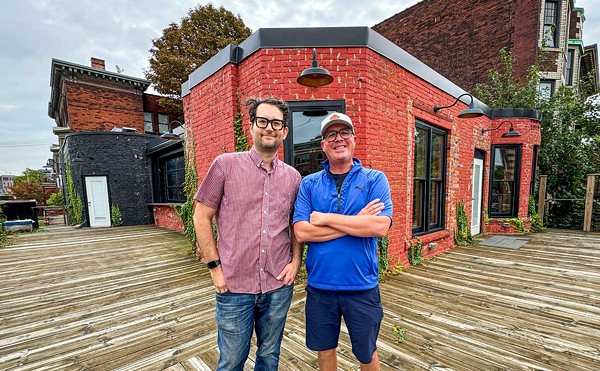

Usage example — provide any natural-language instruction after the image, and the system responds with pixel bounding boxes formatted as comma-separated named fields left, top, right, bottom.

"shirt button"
left=260, top=268, right=264, bottom=272
left=261, top=249, right=265, bottom=253
left=265, top=192, right=268, bottom=195
left=264, top=210, right=267, bottom=214
left=262, top=230, right=266, bottom=234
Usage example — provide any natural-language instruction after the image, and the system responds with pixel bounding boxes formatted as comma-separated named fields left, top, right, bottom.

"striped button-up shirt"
left=195, top=148, right=301, bottom=294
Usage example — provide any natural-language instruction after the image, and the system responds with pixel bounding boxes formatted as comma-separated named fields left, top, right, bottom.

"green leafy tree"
left=473, top=50, right=600, bottom=229
left=145, top=4, right=252, bottom=118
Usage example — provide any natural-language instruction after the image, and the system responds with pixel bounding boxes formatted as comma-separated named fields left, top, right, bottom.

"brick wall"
left=373, top=0, right=542, bottom=92
left=185, top=47, right=542, bottom=267
left=152, top=205, right=184, bottom=232
left=65, top=76, right=145, bottom=133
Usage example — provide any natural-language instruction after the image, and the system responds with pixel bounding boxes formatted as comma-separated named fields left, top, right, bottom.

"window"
left=566, top=49, right=574, bottom=86
left=530, top=145, right=539, bottom=195
left=489, top=145, right=521, bottom=217
left=543, top=0, right=559, bottom=47
left=285, top=100, right=345, bottom=177
left=412, top=121, right=447, bottom=235
left=144, top=112, right=154, bottom=133
left=539, top=79, right=554, bottom=100
left=158, top=114, right=169, bottom=134
left=162, top=155, right=185, bottom=203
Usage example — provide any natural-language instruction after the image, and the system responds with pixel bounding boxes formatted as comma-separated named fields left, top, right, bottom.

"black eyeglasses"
left=323, top=128, right=354, bottom=142
left=254, top=117, right=286, bottom=130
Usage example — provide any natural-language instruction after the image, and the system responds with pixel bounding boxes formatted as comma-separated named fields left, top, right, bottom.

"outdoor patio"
left=0, top=225, right=598, bottom=370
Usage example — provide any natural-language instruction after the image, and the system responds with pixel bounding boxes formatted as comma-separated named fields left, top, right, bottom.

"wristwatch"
left=206, top=259, right=221, bottom=269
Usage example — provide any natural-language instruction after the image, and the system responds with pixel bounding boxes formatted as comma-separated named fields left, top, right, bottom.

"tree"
left=145, top=4, right=252, bottom=117
left=8, top=169, right=50, bottom=205
left=12, top=168, right=49, bottom=187
left=473, top=50, right=600, bottom=229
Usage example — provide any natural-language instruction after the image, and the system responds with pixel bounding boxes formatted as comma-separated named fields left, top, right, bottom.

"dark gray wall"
left=63, top=132, right=155, bottom=226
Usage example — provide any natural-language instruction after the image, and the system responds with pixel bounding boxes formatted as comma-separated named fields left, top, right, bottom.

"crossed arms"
left=293, top=199, right=392, bottom=243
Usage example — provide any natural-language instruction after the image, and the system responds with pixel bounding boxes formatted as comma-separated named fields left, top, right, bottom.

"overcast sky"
left=0, top=0, right=598, bottom=176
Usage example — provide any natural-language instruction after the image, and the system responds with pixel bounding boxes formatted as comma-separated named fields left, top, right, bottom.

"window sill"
left=147, top=202, right=185, bottom=207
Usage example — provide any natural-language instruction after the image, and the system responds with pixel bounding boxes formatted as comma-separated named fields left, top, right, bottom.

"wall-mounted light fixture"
left=297, top=48, right=333, bottom=88
left=433, top=93, right=484, bottom=119
left=482, top=120, right=521, bottom=138
left=160, top=120, right=184, bottom=140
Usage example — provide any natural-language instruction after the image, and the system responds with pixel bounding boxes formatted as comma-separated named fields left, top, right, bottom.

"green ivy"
left=111, top=205, right=123, bottom=227
left=233, top=112, right=248, bottom=152
left=503, top=218, right=527, bottom=233
left=173, top=126, right=198, bottom=254
left=528, top=196, right=544, bottom=233
left=454, top=201, right=474, bottom=246
left=64, top=161, right=83, bottom=225
left=407, top=237, right=423, bottom=266
left=0, top=212, right=8, bottom=248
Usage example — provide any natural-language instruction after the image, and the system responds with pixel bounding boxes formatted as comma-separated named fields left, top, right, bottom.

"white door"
left=85, top=176, right=111, bottom=228
left=471, top=158, right=484, bottom=235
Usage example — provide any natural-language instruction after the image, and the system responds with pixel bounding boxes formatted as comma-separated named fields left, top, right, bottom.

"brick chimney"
left=90, top=57, right=106, bottom=70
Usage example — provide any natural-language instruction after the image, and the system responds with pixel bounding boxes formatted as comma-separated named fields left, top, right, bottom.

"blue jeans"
left=215, top=284, right=293, bottom=370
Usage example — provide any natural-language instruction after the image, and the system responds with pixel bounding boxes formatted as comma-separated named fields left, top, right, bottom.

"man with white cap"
left=293, top=112, right=393, bottom=370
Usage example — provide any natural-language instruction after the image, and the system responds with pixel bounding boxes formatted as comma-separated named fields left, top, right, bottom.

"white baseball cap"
left=320, top=112, right=354, bottom=136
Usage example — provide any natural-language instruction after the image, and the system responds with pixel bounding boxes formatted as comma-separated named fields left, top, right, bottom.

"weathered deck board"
left=0, top=226, right=598, bottom=370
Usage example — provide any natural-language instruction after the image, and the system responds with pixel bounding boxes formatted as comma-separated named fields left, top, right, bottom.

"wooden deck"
left=0, top=226, right=599, bottom=370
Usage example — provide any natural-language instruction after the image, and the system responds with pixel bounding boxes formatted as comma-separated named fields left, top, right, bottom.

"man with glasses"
left=193, top=97, right=302, bottom=370
left=293, top=112, right=393, bottom=371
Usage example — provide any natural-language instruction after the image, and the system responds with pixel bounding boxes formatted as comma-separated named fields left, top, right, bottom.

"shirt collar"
left=249, top=147, right=279, bottom=170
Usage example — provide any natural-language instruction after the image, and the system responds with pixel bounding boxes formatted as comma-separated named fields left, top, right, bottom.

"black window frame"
left=412, top=121, right=447, bottom=236
left=284, top=100, right=346, bottom=174
left=488, top=144, right=522, bottom=218
left=151, top=148, right=186, bottom=204
left=530, top=145, right=539, bottom=196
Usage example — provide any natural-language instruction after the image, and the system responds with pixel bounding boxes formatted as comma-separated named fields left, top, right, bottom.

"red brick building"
left=47, top=57, right=184, bottom=228
left=181, top=27, right=542, bottom=266
left=373, top=0, right=599, bottom=97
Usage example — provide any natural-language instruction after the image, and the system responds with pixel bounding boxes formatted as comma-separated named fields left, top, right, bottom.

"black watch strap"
left=206, top=259, right=221, bottom=269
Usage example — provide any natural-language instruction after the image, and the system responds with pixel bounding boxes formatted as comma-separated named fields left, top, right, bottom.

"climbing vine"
left=233, top=112, right=248, bottom=152
left=64, top=160, right=83, bottom=225
left=503, top=218, right=527, bottom=233
left=454, top=201, right=474, bottom=246
left=528, top=196, right=544, bottom=233
left=407, top=237, right=424, bottom=266
left=173, top=125, right=199, bottom=254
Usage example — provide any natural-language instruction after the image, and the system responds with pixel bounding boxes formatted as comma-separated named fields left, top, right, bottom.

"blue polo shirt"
left=293, top=158, right=393, bottom=290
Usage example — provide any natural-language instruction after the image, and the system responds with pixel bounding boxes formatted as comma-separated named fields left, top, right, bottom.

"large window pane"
left=412, top=180, right=424, bottom=229
left=431, top=133, right=443, bottom=179
left=414, top=127, right=428, bottom=178
left=285, top=101, right=345, bottom=177
left=412, top=122, right=446, bottom=235
left=489, top=145, right=521, bottom=217
left=429, top=181, right=441, bottom=226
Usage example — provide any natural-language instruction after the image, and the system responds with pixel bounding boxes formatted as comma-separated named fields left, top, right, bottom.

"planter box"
left=2, top=219, right=34, bottom=232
